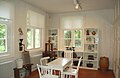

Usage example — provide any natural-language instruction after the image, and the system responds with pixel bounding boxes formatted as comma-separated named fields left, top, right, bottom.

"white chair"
left=40, top=57, right=50, bottom=65
left=64, top=51, right=73, bottom=58
left=40, top=57, right=61, bottom=77
left=64, top=51, right=73, bottom=67
left=63, top=56, right=82, bottom=78
left=37, top=64, right=60, bottom=78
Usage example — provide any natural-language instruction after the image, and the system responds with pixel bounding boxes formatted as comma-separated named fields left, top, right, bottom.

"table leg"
left=61, top=69, right=64, bottom=78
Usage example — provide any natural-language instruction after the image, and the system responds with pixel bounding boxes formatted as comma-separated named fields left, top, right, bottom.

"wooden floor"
left=27, top=68, right=115, bottom=78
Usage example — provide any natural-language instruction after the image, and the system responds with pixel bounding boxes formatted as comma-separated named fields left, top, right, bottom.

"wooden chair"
left=42, top=38, right=57, bottom=61
left=40, top=57, right=50, bottom=65
left=37, top=64, right=60, bottom=78
left=63, top=56, right=82, bottom=78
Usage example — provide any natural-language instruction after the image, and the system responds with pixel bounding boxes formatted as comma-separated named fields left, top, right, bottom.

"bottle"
left=86, top=30, right=90, bottom=35
left=88, top=45, right=92, bottom=51
left=92, top=31, right=96, bottom=35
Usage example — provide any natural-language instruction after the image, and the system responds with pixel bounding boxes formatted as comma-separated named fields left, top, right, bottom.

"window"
left=64, top=29, right=83, bottom=49
left=61, top=15, right=84, bottom=50
left=64, top=30, right=72, bottom=46
left=27, top=28, right=33, bottom=49
left=27, top=27, right=41, bottom=49
left=0, top=1, right=14, bottom=59
left=0, top=18, right=13, bottom=55
left=0, top=21, right=7, bottom=53
left=74, top=30, right=82, bottom=47
left=27, top=10, right=45, bottom=50
left=35, top=29, right=40, bottom=48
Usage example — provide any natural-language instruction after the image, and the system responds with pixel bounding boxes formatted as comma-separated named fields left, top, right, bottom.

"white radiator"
left=30, top=54, right=42, bottom=71
left=0, top=60, right=15, bottom=78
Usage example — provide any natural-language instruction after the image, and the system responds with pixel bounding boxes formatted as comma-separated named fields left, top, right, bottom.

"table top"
left=47, top=58, right=72, bottom=78
left=47, top=58, right=72, bottom=67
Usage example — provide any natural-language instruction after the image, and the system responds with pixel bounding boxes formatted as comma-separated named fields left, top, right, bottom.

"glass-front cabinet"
left=47, top=28, right=99, bottom=70
left=72, top=28, right=99, bottom=70
left=83, top=28, right=99, bottom=69
left=48, top=29, right=59, bottom=50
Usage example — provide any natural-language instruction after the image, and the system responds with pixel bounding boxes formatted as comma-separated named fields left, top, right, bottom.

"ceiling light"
left=75, top=4, right=79, bottom=9
left=73, top=0, right=82, bottom=10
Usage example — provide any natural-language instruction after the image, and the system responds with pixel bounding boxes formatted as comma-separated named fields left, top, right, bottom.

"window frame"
left=0, top=18, right=14, bottom=59
left=0, top=1, right=14, bottom=60
left=35, top=28, right=41, bottom=48
left=0, top=20, right=8, bottom=54
left=63, top=29, right=84, bottom=51
left=26, top=10, right=45, bottom=52
left=27, top=27, right=34, bottom=49
left=74, top=30, right=83, bottom=48
left=27, top=26, right=42, bottom=50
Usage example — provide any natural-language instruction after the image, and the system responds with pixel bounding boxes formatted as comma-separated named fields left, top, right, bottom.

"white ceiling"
left=23, top=0, right=114, bottom=13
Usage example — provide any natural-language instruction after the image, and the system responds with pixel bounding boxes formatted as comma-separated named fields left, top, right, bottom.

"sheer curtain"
left=0, top=0, right=14, bottom=58
left=0, top=1, right=14, bottom=19
left=27, top=10, right=45, bottom=28
left=27, top=10, right=45, bottom=49
left=60, top=15, right=84, bottom=29
left=60, top=15, right=84, bottom=51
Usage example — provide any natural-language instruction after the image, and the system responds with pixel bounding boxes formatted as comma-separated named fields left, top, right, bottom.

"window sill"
left=0, top=53, right=9, bottom=57
left=0, top=50, right=15, bottom=62
left=0, top=54, right=14, bottom=64
left=27, top=48, right=44, bottom=53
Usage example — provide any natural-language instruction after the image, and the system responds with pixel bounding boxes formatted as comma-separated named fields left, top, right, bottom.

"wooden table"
left=47, top=58, right=72, bottom=78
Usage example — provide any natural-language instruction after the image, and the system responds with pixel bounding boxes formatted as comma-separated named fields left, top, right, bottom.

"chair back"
left=37, top=64, right=51, bottom=78
left=64, top=51, right=73, bottom=58
left=76, top=56, right=82, bottom=71
left=37, top=64, right=42, bottom=78
left=40, top=57, right=50, bottom=65
left=37, top=64, right=59, bottom=78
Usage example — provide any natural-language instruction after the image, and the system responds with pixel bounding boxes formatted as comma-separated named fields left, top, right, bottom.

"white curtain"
left=61, top=15, right=83, bottom=29
left=0, top=1, right=14, bottom=19
left=28, top=10, right=45, bottom=28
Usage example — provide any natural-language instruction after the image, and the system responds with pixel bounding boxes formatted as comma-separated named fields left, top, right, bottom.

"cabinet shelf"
left=49, top=35, right=58, bottom=37
left=85, top=43, right=98, bottom=45
left=73, top=58, right=84, bottom=61
left=73, top=66, right=97, bottom=70
left=73, top=58, right=98, bottom=62
left=84, top=28, right=99, bottom=69
left=84, top=51, right=98, bottom=53
left=82, top=59, right=98, bottom=62
left=48, top=29, right=59, bottom=50
left=80, top=67, right=98, bottom=70
left=85, top=34, right=97, bottom=36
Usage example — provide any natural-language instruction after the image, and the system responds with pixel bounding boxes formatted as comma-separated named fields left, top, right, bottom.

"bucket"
left=99, top=57, right=109, bottom=71
left=16, top=59, right=23, bottom=69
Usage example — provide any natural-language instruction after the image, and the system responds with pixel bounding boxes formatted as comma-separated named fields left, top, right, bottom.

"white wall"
left=0, top=1, right=114, bottom=78
left=113, top=18, right=120, bottom=78
left=113, top=0, right=120, bottom=78
left=0, top=0, right=47, bottom=78
left=47, top=9, right=114, bottom=69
